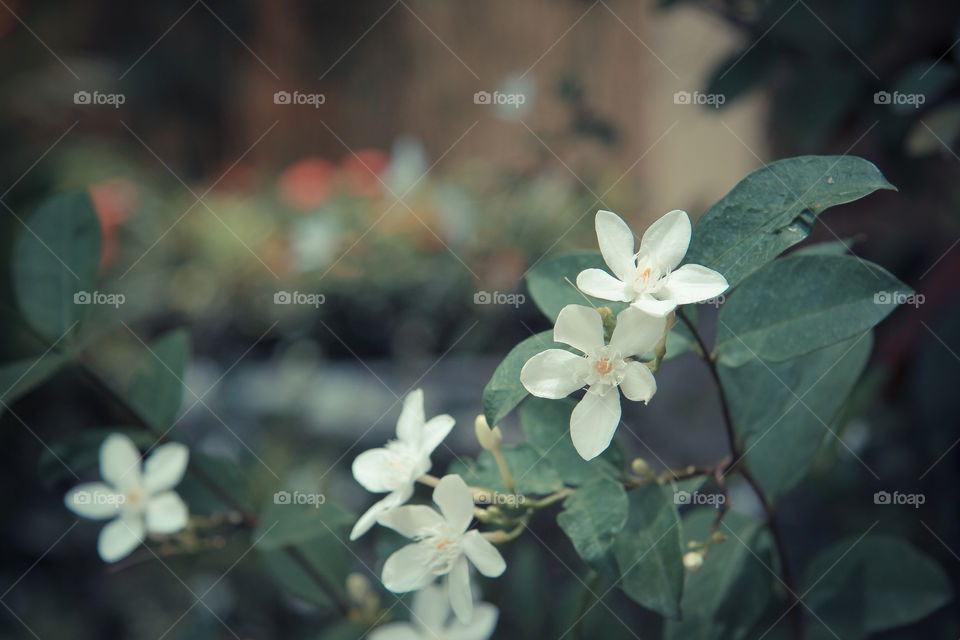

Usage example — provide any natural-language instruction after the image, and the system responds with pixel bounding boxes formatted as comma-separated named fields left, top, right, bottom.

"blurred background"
left=1, top=0, right=959, bottom=638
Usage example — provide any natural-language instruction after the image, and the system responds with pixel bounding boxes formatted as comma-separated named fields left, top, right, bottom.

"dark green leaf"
left=526, top=251, right=629, bottom=321
left=686, top=156, right=895, bottom=287
left=0, top=353, right=71, bottom=414
left=12, top=192, right=102, bottom=341
left=557, top=477, right=629, bottom=564
left=447, top=443, right=563, bottom=496
left=716, top=254, right=908, bottom=366
left=124, top=330, right=191, bottom=430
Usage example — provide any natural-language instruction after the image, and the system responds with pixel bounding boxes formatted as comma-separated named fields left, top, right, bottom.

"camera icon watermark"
left=74, top=290, right=125, bottom=308
left=873, top=91, right=925, bottom=109
left=273, top=490, right=326, bottom=508
left=473, top=291, right=525, bottom=308
left=873, top=490, right=925, bottom=509
left=73, top=90, right=126, bottom=108
left=674, top=490, right=726, bottom=508
left=274, top=290, right=325, bottom=308
left=873, top=291, right=924, bottom=308
left=673, top=90, right=725, bottom=109
left=69, top=489, right=126, bottom=507
left=474, top=491, right=526, bottom=507
left=274, top=90, right=326, bottom=108
left=473, top=90, right=526, bottom=108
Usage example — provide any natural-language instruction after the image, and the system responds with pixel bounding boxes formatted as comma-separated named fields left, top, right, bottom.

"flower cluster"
left=522, top=209, right=728, bottom=460
left=351, top=389, right=504, bottom=633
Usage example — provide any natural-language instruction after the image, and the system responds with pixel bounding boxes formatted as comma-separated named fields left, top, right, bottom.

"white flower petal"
left=420, top=414, right=455, bottom=456
left=377, top=504, right=446, bottom=539
left=609, top=307, right=667, bottom=356
left=396, top=389, right=426, bottom=443
left=367, top=622, right=421, bottom=640
left=352, top=448, right=404, bottom=493
left=100, top=433, right=142, bottom=490
left=144, top=491, right=188, bottom=534
left=661, top=263, right=729, bottom=305
left=631, top=294, right=679, bottom=316
left=640, top=209, right=691, bottom=271
left=570, top=388, right=621, bottom=460
left=619, top=361, right=657, bottom=403
left=411, top=583, right=450, bottom=633
left=447, top=556, right=474, bottom=624
left=433, top=475, right=474, bottom=534
left=382, top=542, right=439, bottom=592
left=520, top=349, right=583, bottom=399
left=64, top=483, right=124, bottom=520
left=462, top=530, right=506, bottom=577
left=449, top=602, right=500, bottom=640
left=349, top=489, right=410, bottom=540
left=595, top=210, right=637, bottom=281
left=576, top=268, right=632, bottom=302
left=142, top=442, right=189, bottom=494
left=554, top=305, right=604, bottom=353
left=98, top=516, right=145, bottom=563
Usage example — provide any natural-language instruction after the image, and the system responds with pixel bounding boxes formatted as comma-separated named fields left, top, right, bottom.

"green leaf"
left=447, top=443, right=563, bottom=496
left=519, top=397, right=623, bottom=486
left=557, top=477, right=629, bottom=565
left=685, top=156, right=895, bottom=288
left=526, top=251, right=629, bottom=321
left=482, top=331, right=573, bottom=426
left=255, top=498, right=354, bottom=551
left=0, top=353, right=72, bottom=414
left=665, top=509, right=772, bottom=640
left=124, top=330, right=191, bottom=430
left=12, top=192, right=102, bottom=341
left=804, top=534, right=952, bottom=638
left=721, top=332, right=873, bottom=500
left=716, top=254, right=908, bottom=366
left=612, top=484, right=684, bottom=618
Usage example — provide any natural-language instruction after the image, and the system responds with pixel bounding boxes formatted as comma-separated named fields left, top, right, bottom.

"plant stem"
left=675, top=309, right=803, bottom=640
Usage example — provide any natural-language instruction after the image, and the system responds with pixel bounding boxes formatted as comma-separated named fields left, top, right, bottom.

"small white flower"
left=377, top=474, right=506, bottom=624
left=576, top=209, right=728, bottom=316
left=520, top=304, right=666, bottom=460
left=368, top=583, right=499, bottom=640
left=64, top=433, right=189, bottom=563
left=350, top=389, right=455, bottom=540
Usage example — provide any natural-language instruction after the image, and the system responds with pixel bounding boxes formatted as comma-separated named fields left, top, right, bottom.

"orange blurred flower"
left=278, top=158, right=335, bottom=211
left=89, top=177, right=139, bottom=270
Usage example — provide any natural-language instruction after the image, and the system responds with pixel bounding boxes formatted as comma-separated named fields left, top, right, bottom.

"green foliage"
left=721, top=333, right=873, bottom=500
left=665, top=509, right=773, bottom=640
left=557, top=477, right=629, bottom=565
left=482, top=331, right=573, bottom=426
left=612, top=484, right=684, bottom=618
left=121, top=329, right=191, bottom=431
left=448, top=443, right=563, bottom=496
left=685, top=156, right=895, bottom=288
left=526, top=251, right=629, bottom=321
left=519, top=397, right=624, bottom=486
left=803, top=534, right=953, bottom=638
left=38, top=428, right=155, bottom=488
left=0, top=352, right=72, bottom=416
left=715, top=254, right=908, bottom=366
left=12, top=192, right=102, bottom=342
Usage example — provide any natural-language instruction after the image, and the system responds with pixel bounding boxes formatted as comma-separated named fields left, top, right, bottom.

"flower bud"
left=631, top=458, right=653, bottom=478
left=683, top=551, right=704, bottom=572
left=346, top=572, right=373, bottom=604
left=474, top=415, right=503, bottom=451
left=710, top=531, right=727, bottom=544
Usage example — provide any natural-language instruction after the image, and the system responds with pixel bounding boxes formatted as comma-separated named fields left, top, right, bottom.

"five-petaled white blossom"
left=576, top=209, right=728, bottom=316
left=368, top=583, right=499, bottom=640
left=377, top=474, right=506, bottom=624
left=520, top=304, right=666, bottom=460
left=64, top=433, right=190, bottom=563
left=350, top=389, right=455, bottom=540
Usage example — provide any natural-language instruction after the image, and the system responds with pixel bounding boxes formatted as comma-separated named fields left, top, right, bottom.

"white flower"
left=520, top=304, right=666, bottom=460
left=377, top=474, right=506, bottom=624
left=576, top=209, right=728, bottom=316
left=368, top=583, right=499, bottom=640
left=350, top=389, right=455, bottom=540
left=64, top=433, right=189, bottom=563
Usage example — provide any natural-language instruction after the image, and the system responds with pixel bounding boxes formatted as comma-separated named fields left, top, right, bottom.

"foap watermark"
left=674, top=490, right=726, bottom=508
left=73, top=90, right=126, bottom=108
left=699, top=294, right=726, bottom=309
left=74, top=290, right=125, bottom=308
left=70, top=490, right=125, bottom=507
left=473, top=90, right=526, bottom=108
left=673, top=90, right=725, bottom=109
left=874, top=490, right=925, bottom=509
left=474, top=291, right=525, bottom=308
left=874, top=291, right=924, bottom=308
left=273, top=490, right=326, bottom=508
left=874, top=91, right=925, bottom=109
left=274, top=290, right=325, bottom=307
left=475, top=491, right=526, bottom=507
left=274, top=90, right=326, bottom=108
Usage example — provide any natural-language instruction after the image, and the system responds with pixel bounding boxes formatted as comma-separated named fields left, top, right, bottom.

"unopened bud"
left=346, top=573, right=372, bottom=604
left=631, top=458, right=653, bottom=478
left=710, top=531, right=727, bottom=544
left=683, top=551, right=704, bottom=572
left=474, top=415, right=503, bottom=451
